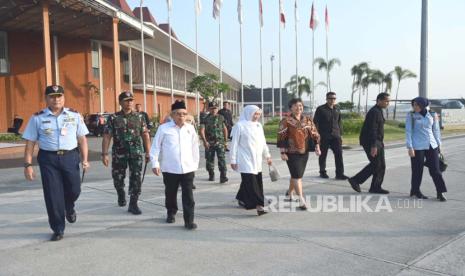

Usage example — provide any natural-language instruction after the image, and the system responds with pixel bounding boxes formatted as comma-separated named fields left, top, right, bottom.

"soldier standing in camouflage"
left=200, top=102, right=229, bottom=183
left=102, top=92, right=151, bottom=215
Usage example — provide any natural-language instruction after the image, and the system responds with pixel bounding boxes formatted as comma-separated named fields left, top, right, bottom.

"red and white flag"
left=279, top=0, right=286, bottom=28
left=309, top=2, right=319, bottom=30
left=213, top=0, right=222, bottom=19
left=325, top=5, right=329, bottom=31
left=259, top=0, right=264, bottom=28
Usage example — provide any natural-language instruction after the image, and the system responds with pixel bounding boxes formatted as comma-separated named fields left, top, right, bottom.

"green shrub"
left=341, top=112, right=363, bottom=120
left=0, top=133, right=22, bottom=142
left=265, top=117, right=281, bottom=126
left=342, top=119, right=364, bottom=135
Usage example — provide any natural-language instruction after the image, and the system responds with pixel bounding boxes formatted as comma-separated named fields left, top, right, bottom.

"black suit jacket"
left=359, top=105, right=385, bottom=148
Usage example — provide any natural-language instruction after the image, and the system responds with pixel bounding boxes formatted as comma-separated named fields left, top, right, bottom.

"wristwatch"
left=24, top=163, right=32, bottom=168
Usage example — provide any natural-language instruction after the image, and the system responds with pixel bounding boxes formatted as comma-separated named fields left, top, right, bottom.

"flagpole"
left=325, top=5, right=329, bottom=92
left=195, top=0, right=200, bottom=121
left=219, top=12, right=223, bottom=106
left=312, top=28, right=315, bottom=112
left=260, top=22, right=264, bottom=125
left=240, top=16, right=244, bottom=109
left=139, top=1, right=147, bottom=111
left=168, top=4, right=174, bottom=102
left=294, top=0, right=298, bottom=97
left=279, top=1, right=283, bottom=120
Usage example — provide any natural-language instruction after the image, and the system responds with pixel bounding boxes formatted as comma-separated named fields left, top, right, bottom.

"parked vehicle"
left=84, top=113, right=111, bottom=136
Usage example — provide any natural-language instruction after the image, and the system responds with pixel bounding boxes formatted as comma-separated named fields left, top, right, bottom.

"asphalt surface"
left=0, top=136, right=464, bottom=275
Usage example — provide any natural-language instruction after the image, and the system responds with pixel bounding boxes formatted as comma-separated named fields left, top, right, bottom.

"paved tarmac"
left=0, top=136, right=464, bottom=276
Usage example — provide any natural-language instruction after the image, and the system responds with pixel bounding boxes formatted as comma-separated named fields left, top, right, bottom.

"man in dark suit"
left=348, top=93, right=390, bottom=194
left=313, top=92, right=347, bottom=180
left=218, top=101, right=233, bottom=140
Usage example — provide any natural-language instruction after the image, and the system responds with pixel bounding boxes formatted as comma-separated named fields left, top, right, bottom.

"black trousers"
left=37, top=149, right=81, bottom=234
left=236, top=173, right=264, bottom=210
left=162, top=172, right=195, bottom=224
left=410, top=146, right=447, bottom=194
left=352, top=145, right=386, bottom=191
left=319, top=137, right=344, bottom=176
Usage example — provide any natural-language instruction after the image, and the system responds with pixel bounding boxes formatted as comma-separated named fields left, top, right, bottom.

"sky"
left=126, top=0, right=465, bottom=106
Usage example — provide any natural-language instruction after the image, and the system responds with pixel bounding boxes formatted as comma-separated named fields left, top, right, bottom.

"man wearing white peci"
left=150, top=100, right=200, bottom=230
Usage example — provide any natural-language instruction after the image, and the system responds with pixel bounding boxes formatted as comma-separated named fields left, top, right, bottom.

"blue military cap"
left=45, top=85, right=64, bottom=96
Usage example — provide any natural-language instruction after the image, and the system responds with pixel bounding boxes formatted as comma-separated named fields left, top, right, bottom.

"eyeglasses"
left=327, top=97, right=336, bottom=100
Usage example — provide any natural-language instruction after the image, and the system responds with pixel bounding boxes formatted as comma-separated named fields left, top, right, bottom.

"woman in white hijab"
left=230, top=105, right=272, bottom=215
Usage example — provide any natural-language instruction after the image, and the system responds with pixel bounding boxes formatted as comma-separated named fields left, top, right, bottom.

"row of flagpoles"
left=164, top=0, right=330, bottom=121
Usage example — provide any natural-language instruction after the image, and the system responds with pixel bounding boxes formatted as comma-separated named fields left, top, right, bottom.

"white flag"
left=213, top=0, right=223, bottom=19
left=294, top=0, right=299, bottom=22
left=167, top=0, right=172, bottom=11
left=195, top=0, right=202, bottom=16
left=237, top=0, right=243, bottom=24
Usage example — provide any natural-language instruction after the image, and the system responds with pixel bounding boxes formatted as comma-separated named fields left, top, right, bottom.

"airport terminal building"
left=0, top=0, right=241, bottom=132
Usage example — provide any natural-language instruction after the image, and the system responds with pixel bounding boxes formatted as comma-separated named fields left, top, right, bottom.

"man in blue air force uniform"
left=23, top=85, right=90, bottom=241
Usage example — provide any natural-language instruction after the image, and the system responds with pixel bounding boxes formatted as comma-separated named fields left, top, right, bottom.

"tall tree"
left=350, top=62, right=368, bottom=110
left=188, top=73, right=230, bottom=105
left=285, top=74, right=312, bottom=98
left=370, top=70, right=385, bottom=93
left=314, top=57, right=341, bottom=91
left=393, top=66, right=417, bottom=120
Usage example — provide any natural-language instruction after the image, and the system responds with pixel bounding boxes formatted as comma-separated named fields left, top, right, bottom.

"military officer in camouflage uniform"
left=200, top=101, right=229, bottom=183
left=102, top=92, right=151, bottom=215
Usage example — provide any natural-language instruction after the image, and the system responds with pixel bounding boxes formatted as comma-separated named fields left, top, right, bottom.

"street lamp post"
left=270, top=54, right=275, bottom=118
left=419, top=0, right=428, bottom=98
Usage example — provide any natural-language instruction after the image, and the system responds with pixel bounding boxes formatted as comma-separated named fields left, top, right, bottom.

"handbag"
left=268, top=164, right=280, bottom=182
left=438, top=152, right=447, bottom=172
left=307, top=138, right=316, bottom=152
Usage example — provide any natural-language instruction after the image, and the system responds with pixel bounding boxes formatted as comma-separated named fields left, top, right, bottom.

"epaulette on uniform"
left=67, top=108, right=79, bottom=113
left=34, top=110, right=45, bottom=116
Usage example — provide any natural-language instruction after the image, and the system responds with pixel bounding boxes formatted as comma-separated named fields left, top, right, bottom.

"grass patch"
left=263, top=119, right=442, bottom=145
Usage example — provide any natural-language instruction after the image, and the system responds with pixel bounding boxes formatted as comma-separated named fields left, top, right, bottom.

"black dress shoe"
left=257, top=210, right=268, bottom=216
left=66, top=210, right=77, bottom=223
left=166, top=215, right=175, bottom=223
left=410, top=191, right=428, bottom=199
left=335, top=175, right=349, bottom=180
left=369, top=188, right=390, bottom=194
left=348, top=178, right=361, bottom=193
left=298, top=204, right=307, bottom=211
left=437, top=192, right=447, bottom=202
left=50, top=232, right=63, bottom=241
left=319, top=173, right=329, bottom=179
left=184, top=223, right=197, bottom=230
left=208, top=174, right=214, bottom=181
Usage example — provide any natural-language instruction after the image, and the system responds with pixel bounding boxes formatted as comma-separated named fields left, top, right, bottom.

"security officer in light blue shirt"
left=405, top=97, right=447, bottom=201
left=23, top=85, right=90, bottom=241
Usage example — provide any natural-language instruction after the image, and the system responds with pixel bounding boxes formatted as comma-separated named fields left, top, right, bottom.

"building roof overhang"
left=0, top=0, right=153, bottom=41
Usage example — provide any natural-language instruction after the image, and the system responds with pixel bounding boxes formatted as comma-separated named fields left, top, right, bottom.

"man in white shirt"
left=150, top=100, right=200, bottom=230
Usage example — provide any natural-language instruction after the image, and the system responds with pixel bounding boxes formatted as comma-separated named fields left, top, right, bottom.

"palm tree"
left=393, top=66, right=417, bottom=120
left=383, top=72, right=393, bottom=93
left=350, top=62, right=368, bottom=110
left=314, top=57, right=341, bottom=91
left=285, top=75, right=312, bottom=98
left=370, top=70, right=385, bottom=93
